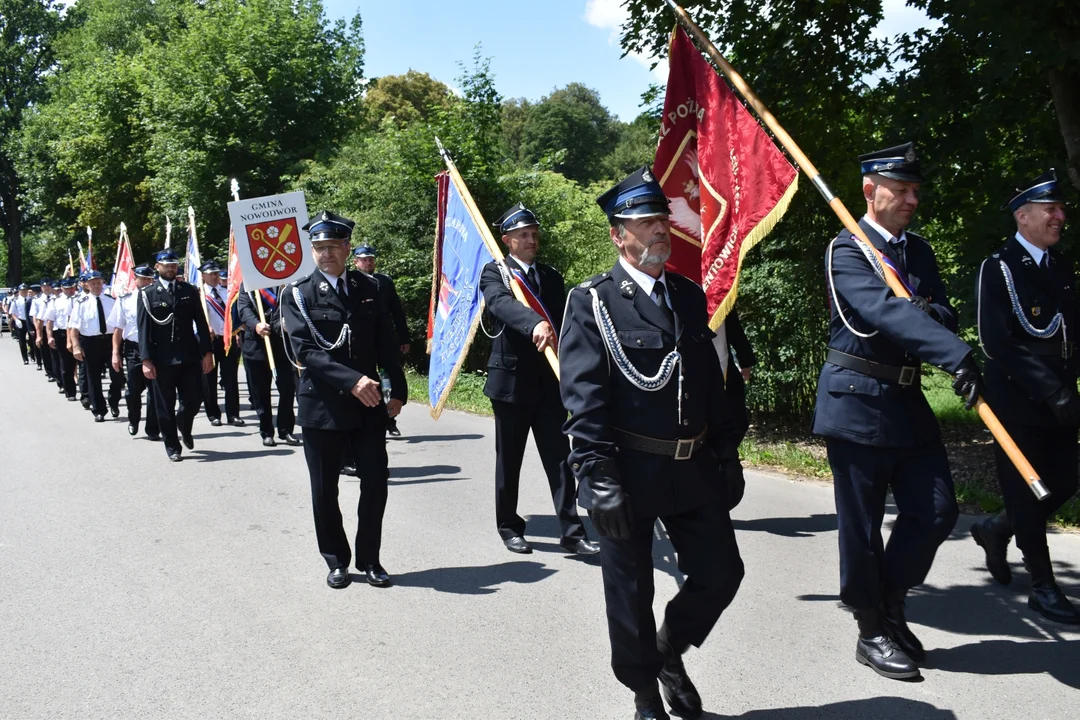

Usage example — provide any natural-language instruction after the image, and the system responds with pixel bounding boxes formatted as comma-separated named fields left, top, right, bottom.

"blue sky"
left=324, top=0, right=936, bottom=122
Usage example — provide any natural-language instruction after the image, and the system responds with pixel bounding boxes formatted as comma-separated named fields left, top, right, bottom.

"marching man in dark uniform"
left=971, top=169, right=1080, bottom=624
left=282, top=210, right=406, bottom=590
left=239, top=283, right=299, bottom=447
left=353, top=244, right=411, bottom=437
left=812, top=143, right=983, bottom=679
left=479, top=203, right=599, bottom=557
left=138, top=249, right=214, bottom=462
left=560, top=168, right=745, bottom=720
left=198, top=260, right=243, bottom=427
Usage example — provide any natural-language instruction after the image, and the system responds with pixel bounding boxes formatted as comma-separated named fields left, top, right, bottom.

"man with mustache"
left=479, top=202, right=599, bottom=557
left=971, top=169, right=1079, bottom=624
left=560, top=167, right=745, bottom=720
left=812, top=143, right=983, bottom=680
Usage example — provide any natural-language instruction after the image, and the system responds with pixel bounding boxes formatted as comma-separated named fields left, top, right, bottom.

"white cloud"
left=873, top=0, right=941, bottom=41
left=584, top=0, right=668, bottom=83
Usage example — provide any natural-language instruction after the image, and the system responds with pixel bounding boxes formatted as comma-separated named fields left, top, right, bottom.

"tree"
left=0, top=0, right=65, bottom=284
left=363, top=70, right=453, bottom=126
left=518, top=83, right=620, bottom=185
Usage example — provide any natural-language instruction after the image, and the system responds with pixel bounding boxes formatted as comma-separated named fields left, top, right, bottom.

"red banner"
left=654, top=27, right=798, bottom=328
left=111, top=234, right=136, bottom=297
left=224, top=229, right=244, bottom=354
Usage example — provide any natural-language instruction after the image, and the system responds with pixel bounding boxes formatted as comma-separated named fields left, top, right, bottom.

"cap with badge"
left=493, top=203, right=540, bottom=235
left=134, top=265, right=155, bottom=279
left=304, top=210, right=355, bottom=242
left=60, top=277, right=78, bottom=288
left=84, top=270, right=103, bottom=281
left=199, top=260, right=223, bottom=274
left=859, top=142, right=924, bottom=184
left=1005, top=168, right=1067, bottom=212
left=18, top=283, right=28, bottom=290
left=29, top=283, right=41, bottom=291
left=353, top=244, right=376, bottom=258
left=154, top=249, right=180, bottom=265
left=597, top=166, right=671, bottom=221
left=41, top=278, right=54, bottom=287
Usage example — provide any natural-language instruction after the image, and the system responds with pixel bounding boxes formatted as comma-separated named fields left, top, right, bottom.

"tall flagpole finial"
left=230, top=178, right=240, bottom=202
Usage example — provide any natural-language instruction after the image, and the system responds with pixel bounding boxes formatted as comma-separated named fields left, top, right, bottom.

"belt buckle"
left=674, top=438, right=694, bottom=461
left=898, top=366, right=916, bottom=386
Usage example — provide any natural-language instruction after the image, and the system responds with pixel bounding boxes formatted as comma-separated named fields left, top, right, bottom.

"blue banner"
left=428, top=172, right=495, bottom=418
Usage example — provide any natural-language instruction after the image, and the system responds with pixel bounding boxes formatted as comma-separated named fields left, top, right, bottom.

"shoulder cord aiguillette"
left=290, top=285, right=350, bottom=355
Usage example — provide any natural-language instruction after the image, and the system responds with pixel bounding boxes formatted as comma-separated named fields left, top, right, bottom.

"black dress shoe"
left=181, top=431, right=194, bottom=450
left=110, top=406, right=120, bottom=418
left=94, top=414, right=105, bottom=423
left=1028, top=581, right=1080, bottom=625
left=67, top=396, right=77, bottom=402
left=148, top=433, right=161, bottom=441
left=657, top=624, right=702, bottom=719
left=363, top=564, right=391, bottom=587
left=504, top=536, right=532, bottom=554
left=561, top=538, right=601, bottom=556
left=633, top=687, right=671, bottom=720
left=278, top=432, right=301, bottom=446
left=128, top=424, right=138, bottom=436
left=262, top=436, right=277, bottom=447
left=229, top=417, right=246, bottom=427
left=855, top=635, right=920, bottom=679
left=387, top=425, right=401, bottom=437
left=341, top=464, right=357, bottom=476
left=58, top=387, right=66, bottom=394
left=882, top=596, right=925, bottom=663
left=327, top=567, right=351, bottom=589
left=970, top=514, right=1013, bottom=586
left=167, top=450, right=182, bottom=462
left=209, top=418, right=223, bottom=427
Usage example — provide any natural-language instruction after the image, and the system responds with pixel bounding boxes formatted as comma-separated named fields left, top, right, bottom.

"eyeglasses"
left=313, top=243, right=348, bottom=255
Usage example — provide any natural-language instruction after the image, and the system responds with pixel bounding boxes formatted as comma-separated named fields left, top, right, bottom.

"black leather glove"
left=908, top=295, right=941, bottom=323
left=1047, top=387, right=1080, bottom=426
left=585, top=459, right=633, bottom=540
left=722, top=458, right=746, bottom=510
left=951, top=355, right=984, bottom=411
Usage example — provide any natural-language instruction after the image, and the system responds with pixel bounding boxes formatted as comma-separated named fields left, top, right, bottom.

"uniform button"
left=849, top=384, right=856, bottom=391
left=683, top=392, right=690, bottom=400
left=681, top=419, right=689, bottom=426
left=339, top=391, right=343, bottom=395
left=636, top=339, right=643, bottom=346
left=572, top=463, right=580, bottom=470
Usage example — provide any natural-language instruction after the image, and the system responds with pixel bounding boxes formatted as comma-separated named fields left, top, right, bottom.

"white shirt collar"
left=510, top=255, right=535, bottom=274
left=319, top=269, right=345, bottom=294
left=863, top=215, right=907, bottom=246
left=618, top=256, right=668, bottom=300
left=159, top=277, right=174, bottom=292
left=1014, top=232, right=1047, bottom=266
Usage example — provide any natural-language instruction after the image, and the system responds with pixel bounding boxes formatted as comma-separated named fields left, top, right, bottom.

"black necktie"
left=24, top=298, right=31, bottom=317
left=168, top=282, right=174, bottom=297
left=212, top=287, right=221, bottom=302
left=1040, top=253, right=1050, bottom=272
left=336, top=278, right=346, bottom=298
left=96, top=297, right=106, bottom=335
left=653, top=281, right=675, bottom=326
left=526, top=266, right=539, bottom=292
left=892, top=238, right=907, bottom=273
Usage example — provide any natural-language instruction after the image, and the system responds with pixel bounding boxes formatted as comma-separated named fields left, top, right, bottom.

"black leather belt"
left=826, top=348, right=919, bottom=386
left=612, top=426, right=707, bottom=461
left=1023, top=341, right=1074, bottom=359
left=123, top=339, right=139, bottom=350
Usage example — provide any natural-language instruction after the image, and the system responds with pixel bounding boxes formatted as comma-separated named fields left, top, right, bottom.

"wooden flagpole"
left=664, top=0, right=1048, bottom=500
left=435, top=137, right=560, bottom=381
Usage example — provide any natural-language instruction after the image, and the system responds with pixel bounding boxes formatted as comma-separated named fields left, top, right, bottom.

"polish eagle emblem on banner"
left=246, top=218, right=302, bottom=280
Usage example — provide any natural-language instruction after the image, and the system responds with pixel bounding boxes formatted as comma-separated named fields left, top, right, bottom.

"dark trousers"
left=27, top=326, right=39, bottom=366
left=50, top=343, right=63, bottom=390
left=81, top=335, right=112, bottom=416
left=201, top=336, right=240, bottom=421
left=78, top=357, right=89, bottom=402
left=247, top=338, right=295, bottom=438
left=302, top=425, right=389, bottom=570
left=38, top=330, right=54, bottom=377
left=54, top=331, right=77, bottom=398
left=827, top=438, right=959, bottom=610
left=491, top=397, right=585, bottom=542
left=599, top=503, right=744, bottom=692
left=123, top=341, right=159, bottom=436
left=15, top=324, right=29, bottom=362
left=152, top=361, right=204, bottom=454
left=993, top=422, right=1078, bottom=576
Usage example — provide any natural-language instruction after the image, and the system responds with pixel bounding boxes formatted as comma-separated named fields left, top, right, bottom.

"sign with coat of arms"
left=227, top=190, right=314, bottom=291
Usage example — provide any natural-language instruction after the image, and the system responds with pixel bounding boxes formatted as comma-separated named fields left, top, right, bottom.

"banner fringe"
left=708, top=173, right=799, bottom=330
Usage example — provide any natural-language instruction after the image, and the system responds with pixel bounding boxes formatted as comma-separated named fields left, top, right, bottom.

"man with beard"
left=44, top=276, right=81, bottom=401
left=478, top=202, right=598, bottom=557
left=282, top=210, right=406, bottom=589
left=138, top=249, right=213, bottom=462
left=109, top=265, right=159, bottom=440
left=971, top=169, right=1079, bottom=624
left=812, top=143, right=983, bottom=679
left=560, top=167, right=745, bottom=720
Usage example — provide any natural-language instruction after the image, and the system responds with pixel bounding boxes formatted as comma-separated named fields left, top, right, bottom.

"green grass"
left=404, top=365, right=491, bottom=416
left=739, top=436, right=831, bottom=478
left=922, top=368, right=982, bottom=426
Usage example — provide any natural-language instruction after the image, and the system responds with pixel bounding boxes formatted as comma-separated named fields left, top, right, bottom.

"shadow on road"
left=732, top=513, right=837, bottom=537
left=398, top=433, right=485, bottom=444
left=389, top=464, right=461, bottom=479
left=193, top=448, right=294, bottom=462
left=390, top=560, right=557, bottom=595
left=701, top=697, right=957, bottom=719
left=923, top=637, right=1080, bottom=689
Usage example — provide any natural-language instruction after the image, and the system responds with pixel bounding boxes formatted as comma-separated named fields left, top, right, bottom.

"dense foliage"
left=4, top=0, right=1077, bottom=420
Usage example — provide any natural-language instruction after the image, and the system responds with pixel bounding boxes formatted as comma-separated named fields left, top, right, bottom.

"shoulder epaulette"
left=578, top=271, right=611, bottom=290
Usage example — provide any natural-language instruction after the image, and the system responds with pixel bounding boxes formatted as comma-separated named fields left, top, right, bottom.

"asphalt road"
left=1, top=340, right=1077, bottom=719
